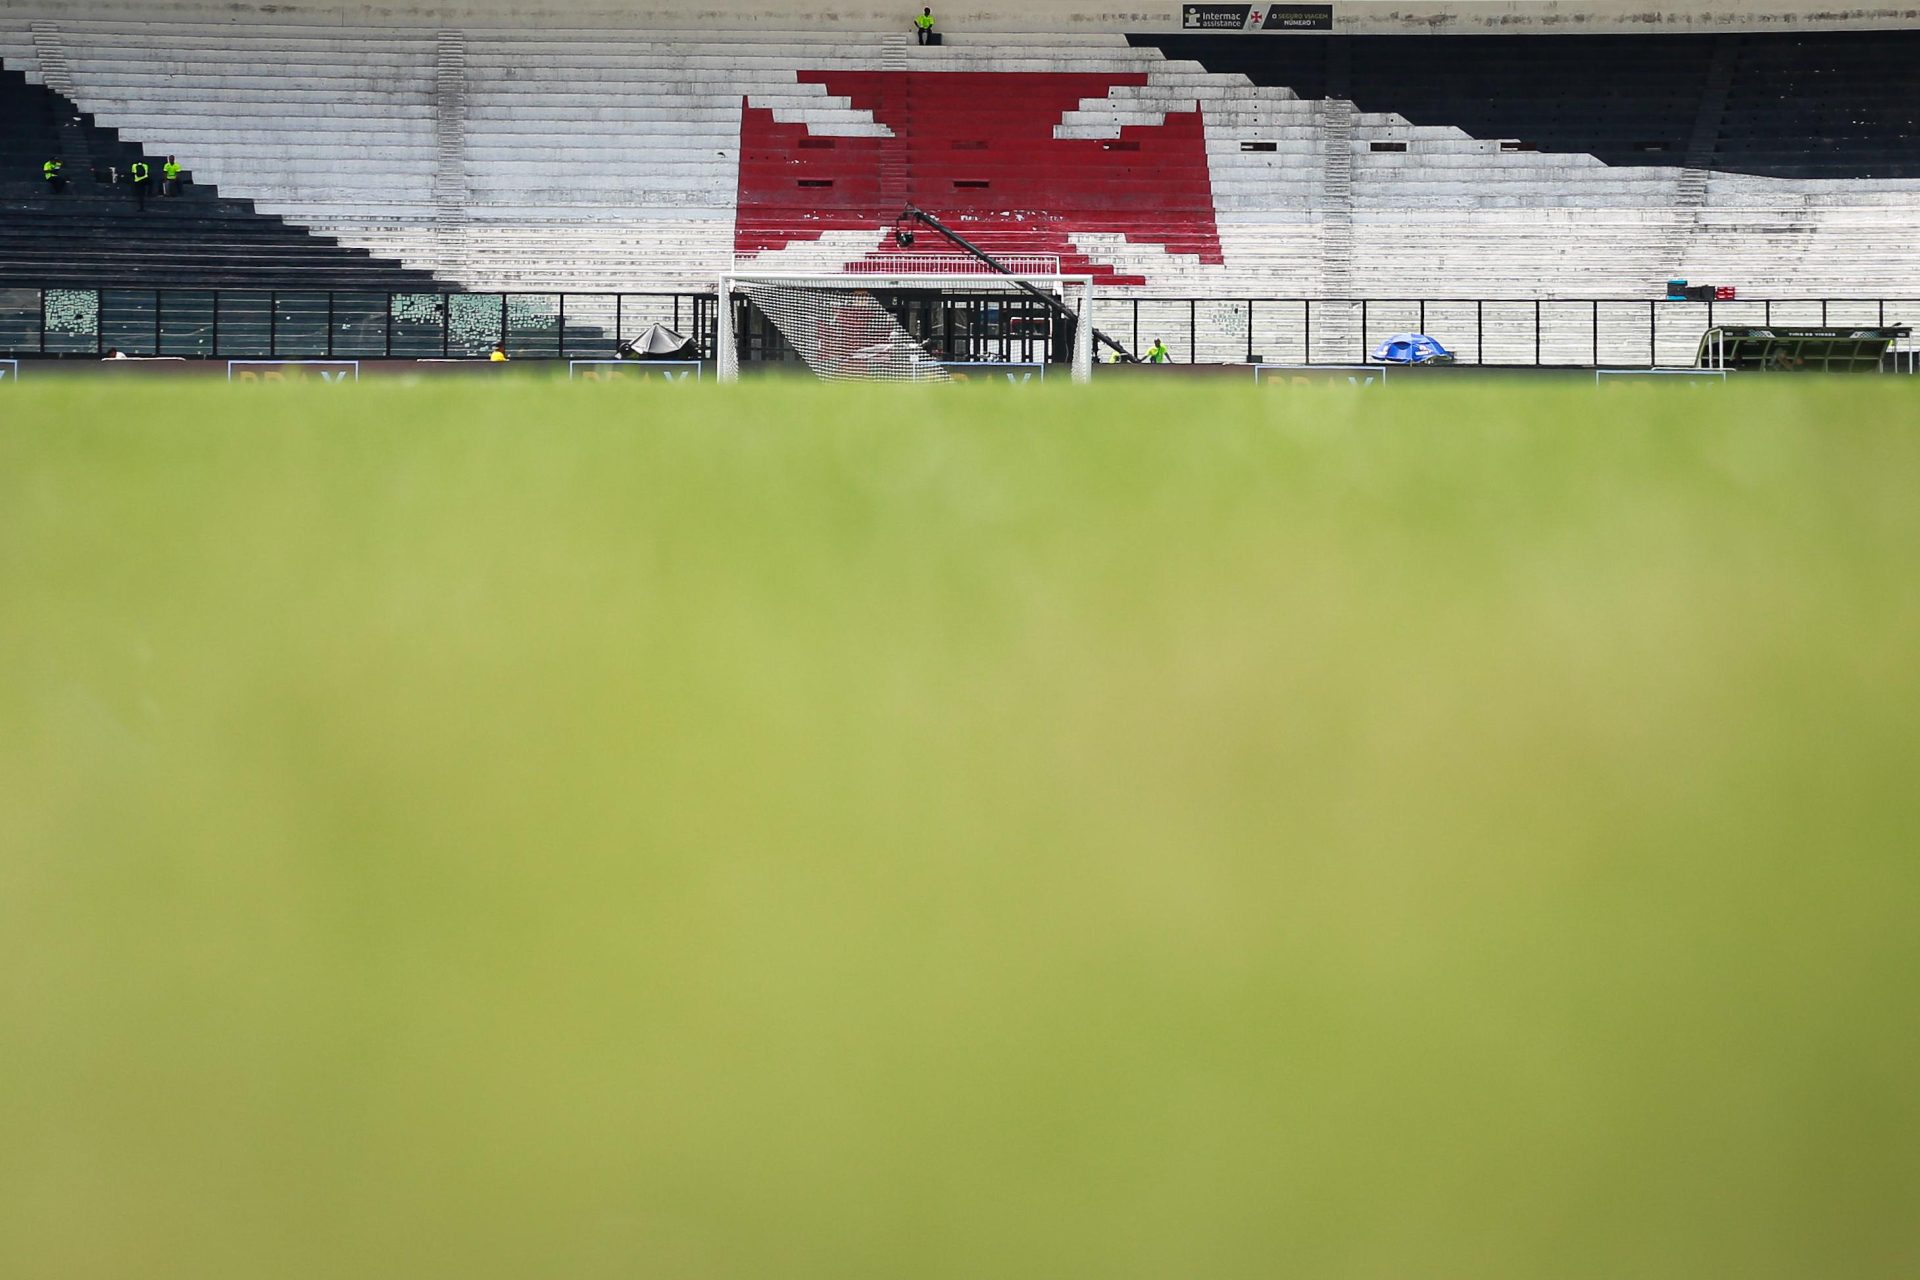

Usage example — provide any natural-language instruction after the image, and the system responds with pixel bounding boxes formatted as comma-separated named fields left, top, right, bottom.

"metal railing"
left=1090, top=297, right=1920, bottom=368
left=3, top=287, right=1918, bottom=367
left=0, top=288, right=715, bottom=361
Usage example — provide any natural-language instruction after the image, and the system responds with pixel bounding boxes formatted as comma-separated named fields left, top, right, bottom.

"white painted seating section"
left=2, top=16, right=1918, bottom=316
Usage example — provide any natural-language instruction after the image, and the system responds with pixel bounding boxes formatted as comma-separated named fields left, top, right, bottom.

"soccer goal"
left=717, top=259, right=1096, bottom=385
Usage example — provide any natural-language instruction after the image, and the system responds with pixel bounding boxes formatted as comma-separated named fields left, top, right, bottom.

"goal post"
left=716, top=263, right=1096, bottom=385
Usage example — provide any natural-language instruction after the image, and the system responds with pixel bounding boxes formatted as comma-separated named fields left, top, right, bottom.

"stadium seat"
left=0, top=59, right=442, bottom=291
left=2, top=13, right=1917, bottom=325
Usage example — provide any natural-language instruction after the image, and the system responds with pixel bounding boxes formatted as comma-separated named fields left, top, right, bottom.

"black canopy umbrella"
left=617, top=322, right=696, bottom=360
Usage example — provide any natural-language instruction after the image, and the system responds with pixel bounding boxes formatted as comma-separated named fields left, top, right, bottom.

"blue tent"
left=1370, top=333, right=1453, bottom=364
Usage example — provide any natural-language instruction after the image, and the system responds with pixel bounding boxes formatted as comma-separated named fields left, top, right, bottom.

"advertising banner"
left=1181, top=5, right=1333, bottom=32
left=568, top=360, right=703, bottom=382
left=227, top=361, right=359, bottom=383
left=937, top=362, right=1046, bottom=384
left=1253, top=364, right=1386, bottom=387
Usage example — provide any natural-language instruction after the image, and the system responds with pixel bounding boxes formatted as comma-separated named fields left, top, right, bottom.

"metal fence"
left=2, top=286, right=1916, bottom=366
left=1090, top=297, right=1920, bottom=368
left=0, top=288, right=715, bottom=361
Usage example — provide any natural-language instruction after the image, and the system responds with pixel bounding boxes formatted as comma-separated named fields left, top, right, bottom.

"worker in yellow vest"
left=129, top=159, right=152, bottom=210
left=489, top=342, right=510, bottom=363
left=914, top=7, right=936, bottom=45
left=42, top=156, right=64, bottom=193
left=1146, top=338, right=1171, bottom=363
left=162, top=156, right=182, bottom=196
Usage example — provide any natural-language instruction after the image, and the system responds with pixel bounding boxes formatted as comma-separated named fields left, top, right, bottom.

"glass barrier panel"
left=1475, top=302, right=1536, bottom=366
left=390, top=294, right=448, bottom=358
left=160, top=291, right=215, bottom=357
left=0, top=289, right=45, bottom=355
left=1539, top=301, right=1594, bottom=367
left=272, top=292, right=329, bottom=358
left=43, top=288, right=101, bottom=356
left=1594, top=302, right=1653, bottom=368
left=100, top=290, right=159, bottom=356
left=218, top=292, right=273, bottom=358
left=1655, top=302, right=1710, bottom=368
left=506, top=294, right=561, bottom=358
left=447, top=294, right=501, bottom=358
left=1423, top=302, right=1481, bottom=366
left=561, top=295, right=618, bottom=358
left=331, top=293, right=391, bottom=358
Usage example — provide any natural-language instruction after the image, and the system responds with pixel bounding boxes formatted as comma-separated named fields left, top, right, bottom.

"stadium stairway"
left=0, top=58, right=446, bottom=291
left=4, top=15, right=1918, bottom=364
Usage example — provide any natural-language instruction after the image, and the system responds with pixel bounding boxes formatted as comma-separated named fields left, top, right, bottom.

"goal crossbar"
left=724, top=268, right=1088, bottom=291
left=837, top=253, right=1063, bottom=278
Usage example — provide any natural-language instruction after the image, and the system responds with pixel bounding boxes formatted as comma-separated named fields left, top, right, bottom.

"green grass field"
left=3, top=379, right=1918, bottom=1278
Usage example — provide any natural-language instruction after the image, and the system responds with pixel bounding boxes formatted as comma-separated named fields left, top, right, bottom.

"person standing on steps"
left=914, top=8, right=936, bottom=45
left=129, top=158, right=152, bottom=210
left=162, top=156, right=182, bottom=197
left=42, top=156, right=64, bottom=193
left=1146, top=337, right=1171, bottom=363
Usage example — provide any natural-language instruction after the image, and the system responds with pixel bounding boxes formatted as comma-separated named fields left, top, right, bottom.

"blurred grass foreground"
left=2, top=379, right=1919, bottom=1278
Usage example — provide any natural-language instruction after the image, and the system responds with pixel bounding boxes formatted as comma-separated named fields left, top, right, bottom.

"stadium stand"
left=0, top=57, right=444, bottom=291
left=1135, top=32, right=1920, bottom=179
left=1134, top=30, right=1920, bottom=302
left=2, top=3, right=1917, bottom=363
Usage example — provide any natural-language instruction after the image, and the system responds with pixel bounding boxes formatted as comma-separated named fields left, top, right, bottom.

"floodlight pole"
left=899, top=205, right=1137, bottom=363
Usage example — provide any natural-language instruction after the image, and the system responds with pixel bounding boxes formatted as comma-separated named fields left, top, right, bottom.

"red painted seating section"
left=734, top=70, right=1225, bottom=285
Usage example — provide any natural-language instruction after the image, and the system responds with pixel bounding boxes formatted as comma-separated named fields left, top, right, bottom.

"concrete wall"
left=2, top=0, right=1916, bottom=34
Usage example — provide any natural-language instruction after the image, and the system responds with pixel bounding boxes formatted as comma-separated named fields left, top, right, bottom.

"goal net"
left=738, top=280, right=950, bottom=383
left=717, top=263, right=1096, bottom=384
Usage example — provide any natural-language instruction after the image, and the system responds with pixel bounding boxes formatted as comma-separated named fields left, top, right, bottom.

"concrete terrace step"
left=9, top=18, right=1917, bottom=302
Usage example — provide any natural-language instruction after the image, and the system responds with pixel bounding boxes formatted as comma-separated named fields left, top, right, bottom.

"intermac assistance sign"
left=1182, top=4, right=1332, bottom=30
